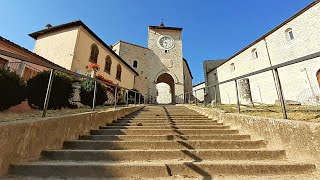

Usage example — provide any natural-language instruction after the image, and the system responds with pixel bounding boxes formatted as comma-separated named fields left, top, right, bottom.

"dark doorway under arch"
left=156, top=73, right=175, bottom=104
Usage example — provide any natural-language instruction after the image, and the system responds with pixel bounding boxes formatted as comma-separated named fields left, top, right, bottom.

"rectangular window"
left=289, top=31, right=295, bottom=40
left=230, top=63, right=235, bottom=72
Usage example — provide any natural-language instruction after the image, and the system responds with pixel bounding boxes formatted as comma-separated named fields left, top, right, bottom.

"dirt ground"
left=198, top=104, right=320, bottom=122
left=0, top=105, right=128, bottom=123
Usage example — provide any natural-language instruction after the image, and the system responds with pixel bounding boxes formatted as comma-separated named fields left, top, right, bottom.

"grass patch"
left=199, top=104, right=320, bottom=122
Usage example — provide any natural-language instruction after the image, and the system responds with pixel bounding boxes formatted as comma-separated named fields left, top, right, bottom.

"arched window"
left=116, top=64, right=122, bottom=80
left=285, top=28, right=295, bottom=41
left=252, top=48, right=258, bottom=59
left=104, top=55, right=112, bottom=74
left=89, top=44, right=99, bottom=63
left=230, top=63, right=235, bottom=72
left=133, top=60, right=138, bottom=68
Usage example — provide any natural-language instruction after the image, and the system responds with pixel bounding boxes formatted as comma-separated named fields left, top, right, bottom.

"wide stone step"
left=107, top=122, right=224, bottom=126
left=133, top=115, right=204, bottom=116
left=10, top=160, right=315, bottom=178
left=63, top=140, right=266, bottom=150
left=113, top=120, right=218, bottom=124
left=42, top=149, right=286, bottom=161
left=129, top=119, right=214, bottom=121
left=90, top=129, right=239, bottom=135
left=128, top=114, right=165, bottom=115
left=121, top=117, right=210, bottom=119
left=129, top=114, right=202, bottom=116
left=99, top=125, right=230, bottom=130
left=80, top=134, right=251, bottom=141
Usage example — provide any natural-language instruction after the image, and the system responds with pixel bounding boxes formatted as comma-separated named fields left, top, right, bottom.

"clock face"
left=157, top=35, right=175, bottom=50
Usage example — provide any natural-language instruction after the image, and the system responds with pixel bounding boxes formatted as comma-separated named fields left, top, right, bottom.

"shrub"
left=26, top=71, right=73, bottom=109
left=0, top=68, right=26, bottom=110
left=80, top=79, right=108, bottom=107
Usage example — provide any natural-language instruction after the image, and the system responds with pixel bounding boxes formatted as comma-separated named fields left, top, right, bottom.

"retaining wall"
left=184, top=105, right=320, bottom=165
left=0, top=106, right=144, bottom=176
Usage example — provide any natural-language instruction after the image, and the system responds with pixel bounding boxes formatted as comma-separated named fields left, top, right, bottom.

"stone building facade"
left=205, top=1, right=320, bottom=106
left=112, top=41, right=150, bottom=96
left=203, top=60, right=225, bottom=103
left=29, top=21, right=193, bottom=104
left=112, top=24, right=193, bottom=104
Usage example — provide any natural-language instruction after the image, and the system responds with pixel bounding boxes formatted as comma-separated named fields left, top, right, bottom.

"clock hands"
left=158, top=35, right=174, bottom=50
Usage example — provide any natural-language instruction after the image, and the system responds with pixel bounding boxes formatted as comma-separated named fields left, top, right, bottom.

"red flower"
left=97, top=74, right=116, bottom=93
left=88, top=63, right=100, bottom=71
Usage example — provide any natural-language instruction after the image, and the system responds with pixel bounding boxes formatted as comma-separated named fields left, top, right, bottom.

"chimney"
left=46, top=24, right=53, bottom=29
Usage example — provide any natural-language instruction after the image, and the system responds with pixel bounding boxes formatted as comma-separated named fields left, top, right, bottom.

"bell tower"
left=147, top=23, right=185, bottom=104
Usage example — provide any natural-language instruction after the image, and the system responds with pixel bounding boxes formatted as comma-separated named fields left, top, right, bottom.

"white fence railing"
left=297, top=85, right=320, bottom=105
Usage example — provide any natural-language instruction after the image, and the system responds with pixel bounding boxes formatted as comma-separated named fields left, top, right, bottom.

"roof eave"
left=149, top=26, right=183, bottom=31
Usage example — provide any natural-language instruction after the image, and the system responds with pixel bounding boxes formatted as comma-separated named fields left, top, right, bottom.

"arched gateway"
left=108, top=22, right=193, bottom=103
left=156, top=73, right=175, bottom=104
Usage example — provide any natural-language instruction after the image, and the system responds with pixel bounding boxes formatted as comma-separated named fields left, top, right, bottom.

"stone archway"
left=317, top=69, right=320, bottom=88
left=156, top=73, right=175, bottom=104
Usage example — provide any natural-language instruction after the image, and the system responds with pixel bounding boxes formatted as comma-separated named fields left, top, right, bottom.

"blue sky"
left=0, top=0, right=313, bottom=84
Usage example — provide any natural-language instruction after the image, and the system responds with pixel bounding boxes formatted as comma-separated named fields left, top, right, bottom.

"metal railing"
left=0, top=61, right=41, bottom=80
left=0, top=49, right=156, bottom=117
left=297, top=85, right=320, bottom=105
left=3, top=62, right=20, bottom=72
left=179, top=51, right=320, bottom=119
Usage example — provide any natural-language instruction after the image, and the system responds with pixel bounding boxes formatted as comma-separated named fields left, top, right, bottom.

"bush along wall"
left=0, top=68, right=26, bottom=110
left=26, top=71, right=73, bottom=109
left=80, top=79, right=108, bottom=107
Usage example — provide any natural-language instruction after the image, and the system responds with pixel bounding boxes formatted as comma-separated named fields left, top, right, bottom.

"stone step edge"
left=10, top=161, right=316, bottom=177
left=65, top=139, right=265, bottom=143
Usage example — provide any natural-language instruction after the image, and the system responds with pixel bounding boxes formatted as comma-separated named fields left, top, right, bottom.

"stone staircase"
left=7, top=106, right=316, bottom=179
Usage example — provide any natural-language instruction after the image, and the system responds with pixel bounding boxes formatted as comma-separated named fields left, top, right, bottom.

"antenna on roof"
left=160, top=19, right=165, bottom=27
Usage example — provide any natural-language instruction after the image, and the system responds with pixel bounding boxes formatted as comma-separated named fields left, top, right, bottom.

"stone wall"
left=183, top=105, right=320, bottom=165
left=112, top=41, right=150, bottom=95
left=0, top=106, right=144, bottom=176
left=183, top=60, right=193, bottom=95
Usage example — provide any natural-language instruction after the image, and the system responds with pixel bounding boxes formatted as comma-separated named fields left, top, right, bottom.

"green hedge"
left=0, top=68, right=26, bottom=110
left=80, top=79, right=108, bottom=107
left=26, top=71, right=73, bottom=109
